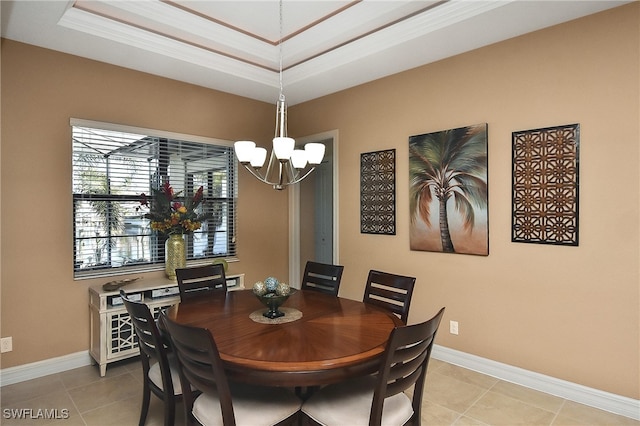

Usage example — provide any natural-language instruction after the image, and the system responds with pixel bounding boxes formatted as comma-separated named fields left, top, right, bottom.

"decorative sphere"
left=276, top=282, right=291, bottom=296
left=252, top=281, right=267, bottom=296
left=264, top=276, right=279, bottom=292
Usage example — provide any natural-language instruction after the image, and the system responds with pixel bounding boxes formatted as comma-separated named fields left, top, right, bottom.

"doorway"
left=288, top=130, right=339, bottom=287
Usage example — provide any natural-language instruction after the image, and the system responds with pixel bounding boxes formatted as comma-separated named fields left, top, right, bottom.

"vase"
left=165, top=233, right=186, bottom=281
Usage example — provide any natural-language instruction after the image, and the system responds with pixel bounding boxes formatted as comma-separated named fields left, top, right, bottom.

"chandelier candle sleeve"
left=251, top=147, right=268, bottom=168
left=234, top=141, right=256, bottom=163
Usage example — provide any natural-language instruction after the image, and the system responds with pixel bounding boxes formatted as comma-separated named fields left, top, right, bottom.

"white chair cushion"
left=192, top=383, right=301, bottom=426
left=301, top=375, right=414, bottom=426
left=148, top=358, right=185, bottom=395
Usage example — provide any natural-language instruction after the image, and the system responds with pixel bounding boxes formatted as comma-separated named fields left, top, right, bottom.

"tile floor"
left=1, top=357, right=638, bottom=425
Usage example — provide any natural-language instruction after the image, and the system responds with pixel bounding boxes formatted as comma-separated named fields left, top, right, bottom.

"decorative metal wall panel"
left=361, top=149, right=396, bottom=235
left=512, top=124, right=580, bottom=245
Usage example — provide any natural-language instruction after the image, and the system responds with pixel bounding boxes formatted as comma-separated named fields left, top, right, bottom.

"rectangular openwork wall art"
left=512, top=123, right=580, bottom=246
left=360, top=149, right=396, bottom=235
left=409, top=124, right=488, bottom=256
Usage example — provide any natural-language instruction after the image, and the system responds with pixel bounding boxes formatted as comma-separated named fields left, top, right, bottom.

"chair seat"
left=301, top=375, right=413, bottom=426
left=148, top=357, right=184, bottom=395
left=192, top=383, right=301, bottom=426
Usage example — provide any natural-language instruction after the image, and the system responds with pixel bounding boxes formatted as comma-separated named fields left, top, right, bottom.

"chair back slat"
left=120, top=290, right=165, bottom=362
left=176, top=264, right=227, bottom=301
left=301, top=261, right=344, bottom=296
left=363, top=270, right=416, bottom=323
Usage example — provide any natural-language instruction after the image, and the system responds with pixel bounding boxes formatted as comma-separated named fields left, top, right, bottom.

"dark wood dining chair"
left=301, top=261, right=344, bottom=296
left=363, top=270, right=416, bottom=324
left=176, top=263, right=227, bottom=301
left=160, top=312, right=302, bottom=426
left=301, top=307, right=445, bottom=426
left=119, top=290, right=182, bottom=426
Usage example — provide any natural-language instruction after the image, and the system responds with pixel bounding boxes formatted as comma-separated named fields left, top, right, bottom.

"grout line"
left=549, top=399, right=568, bottom=425
left=459, top=382, right=492, bottom=422
left=67, top=386, right=88, bottom=426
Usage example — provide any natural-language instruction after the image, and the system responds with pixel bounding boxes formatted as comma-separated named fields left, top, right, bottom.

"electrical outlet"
left=449, top=321, right=459, bottom=335
left=0, top=337, right=13, bottom=353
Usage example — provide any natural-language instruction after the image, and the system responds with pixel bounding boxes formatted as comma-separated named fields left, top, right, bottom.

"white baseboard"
left=0, top=351, right=93, bottom=387
left=432, top=345, right=640, bottom=421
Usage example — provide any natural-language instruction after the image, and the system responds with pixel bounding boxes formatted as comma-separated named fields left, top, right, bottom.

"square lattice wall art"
left=360, top=149, right=396, bottom=235
left=512, top=123, right=580, bottom=246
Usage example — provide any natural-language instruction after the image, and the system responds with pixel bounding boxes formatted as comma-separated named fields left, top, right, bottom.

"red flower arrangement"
left=139, top=181, right=209, bottom=235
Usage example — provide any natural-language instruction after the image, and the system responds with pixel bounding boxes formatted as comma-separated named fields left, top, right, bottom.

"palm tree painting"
left=409, top=124, right=488, bottom=255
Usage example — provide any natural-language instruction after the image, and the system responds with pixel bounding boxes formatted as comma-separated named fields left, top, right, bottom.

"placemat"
left=250, top=308, right=302, bottom=324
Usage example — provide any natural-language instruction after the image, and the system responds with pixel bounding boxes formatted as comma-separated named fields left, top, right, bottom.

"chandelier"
left=234, top=0, right=325, bottom=190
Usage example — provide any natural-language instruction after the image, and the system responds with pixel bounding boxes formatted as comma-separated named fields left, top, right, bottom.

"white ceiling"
left=1, top=0, right=631, bottom=105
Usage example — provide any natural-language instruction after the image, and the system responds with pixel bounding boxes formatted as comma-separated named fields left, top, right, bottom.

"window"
left=72, top=119, right=237, bottom=278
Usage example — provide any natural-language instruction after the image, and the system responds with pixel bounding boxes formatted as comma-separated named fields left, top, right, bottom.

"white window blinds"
left=71, top=120, right=237, bottom=278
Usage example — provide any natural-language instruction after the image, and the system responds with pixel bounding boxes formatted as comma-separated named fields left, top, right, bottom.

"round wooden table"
left=164, top=289, right=402, bottom=387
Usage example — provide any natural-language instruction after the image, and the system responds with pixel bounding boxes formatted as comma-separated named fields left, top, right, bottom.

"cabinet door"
left=106, top=310, right=138, bottom=359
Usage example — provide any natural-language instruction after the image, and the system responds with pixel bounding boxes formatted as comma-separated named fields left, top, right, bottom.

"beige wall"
left=0, top=40, right=290, bottom=368
left=1, top=2, right=638, bottom=402
left=290, top=4, right=639, bottom=399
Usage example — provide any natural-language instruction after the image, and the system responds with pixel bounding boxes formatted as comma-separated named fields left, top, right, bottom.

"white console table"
left=89, top=273, right=244, bottom=376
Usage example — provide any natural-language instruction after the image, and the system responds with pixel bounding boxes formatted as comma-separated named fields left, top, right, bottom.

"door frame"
left=288, top=129, right=339, bottom=287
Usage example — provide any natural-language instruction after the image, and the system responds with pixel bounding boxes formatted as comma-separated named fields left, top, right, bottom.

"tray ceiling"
left=1, top=0, right=631, bottom=105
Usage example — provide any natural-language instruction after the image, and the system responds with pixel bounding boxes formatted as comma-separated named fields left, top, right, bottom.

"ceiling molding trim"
left=75, top=0, right=280, bottom=65
left=58, top=6, right=279, bottom=86
left=283, top=0, right=511, bottom=86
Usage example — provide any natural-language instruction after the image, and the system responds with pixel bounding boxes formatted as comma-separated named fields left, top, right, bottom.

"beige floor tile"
left=436, top=363, right=500, bottom=389
left=455, top=415, right=491, bottom=425
left=465, top=390, right=557, bottom=425
left=424, top=371, right=488, bottom=413
left=491, top=380, right=565, bottom=413
left=59, top=365, right=111, bottom=390
left=557, top=400, right=640, bottom=426
left=428, top=358, right=448, bottom=372
left=144, top=396, right=188, bottom=426
left=90, top=357, right=140, bottom=380
left=0, top=374, right=65, bottom=406
left=421, top=399, right=464, bottom=425
left=0, top=389, right=81, bottom=425
left=67, top=372, right=141, bottom=413
left=80, top=396, right=143, bottom=426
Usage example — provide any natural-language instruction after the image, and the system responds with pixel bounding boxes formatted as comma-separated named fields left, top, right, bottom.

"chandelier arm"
left=264, top=149, right=278, bottom=179
left=289, top=166, right=317, bottom=185
left=286, top=160, right=299, bottom=182
left=241, top=163, right=271, bottom=184
left=278, top=161, right=287, bottom=188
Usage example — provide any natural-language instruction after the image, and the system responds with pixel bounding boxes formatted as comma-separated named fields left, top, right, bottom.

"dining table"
left=164, top=288, right=403, bottom=387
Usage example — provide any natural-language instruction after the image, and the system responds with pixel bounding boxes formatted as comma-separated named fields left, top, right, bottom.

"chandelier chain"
left=278, top=0, right=284, bottom=97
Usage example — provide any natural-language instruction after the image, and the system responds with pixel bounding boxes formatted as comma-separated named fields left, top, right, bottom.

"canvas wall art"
left=409, top=124, right=488, bottom=255
left=512, top=123, right=580, bottom=246
left=360, top=149, right=396, bottom=235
